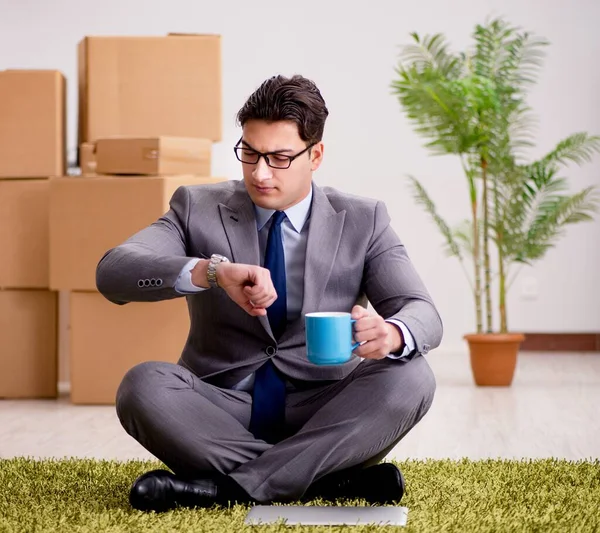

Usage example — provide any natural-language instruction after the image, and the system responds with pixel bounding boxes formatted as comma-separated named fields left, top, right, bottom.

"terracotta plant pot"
left=464, top=333, right=526, bottom=386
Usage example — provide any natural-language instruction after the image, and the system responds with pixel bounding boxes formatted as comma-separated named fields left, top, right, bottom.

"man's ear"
left=310, top=142, right=324, bottom=171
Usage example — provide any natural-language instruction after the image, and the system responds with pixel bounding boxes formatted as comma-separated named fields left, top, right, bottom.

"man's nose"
left=253, top=156, right=273, bottom=181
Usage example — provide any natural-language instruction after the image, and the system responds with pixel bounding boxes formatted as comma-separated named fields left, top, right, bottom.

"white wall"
left=2, top=0, right=599, bottom=354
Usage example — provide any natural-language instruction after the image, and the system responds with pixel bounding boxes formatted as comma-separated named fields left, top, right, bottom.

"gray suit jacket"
left=96, top=179, right=443, bottom=388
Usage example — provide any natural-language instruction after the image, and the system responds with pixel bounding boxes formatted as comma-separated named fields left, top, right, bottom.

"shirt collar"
left=254, top=186, right=313, bottom=233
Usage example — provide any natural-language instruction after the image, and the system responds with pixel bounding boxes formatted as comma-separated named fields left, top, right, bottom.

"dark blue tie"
left=249, top=211, right=287, bottom=443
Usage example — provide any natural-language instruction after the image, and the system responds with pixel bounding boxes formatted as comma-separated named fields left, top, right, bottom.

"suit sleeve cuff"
left=385, top=319, right=416, bottom=359
left=174, top=258, right=206, bottom=294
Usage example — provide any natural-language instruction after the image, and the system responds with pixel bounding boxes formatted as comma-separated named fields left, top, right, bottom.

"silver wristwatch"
left=206, top=254, right=230, bottom=288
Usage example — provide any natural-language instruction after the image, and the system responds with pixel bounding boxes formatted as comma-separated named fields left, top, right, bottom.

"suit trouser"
left=116, top=354, right=436, bottom=502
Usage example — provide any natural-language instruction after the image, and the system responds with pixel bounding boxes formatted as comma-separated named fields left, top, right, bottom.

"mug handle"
left=351, top=319, right=360, bottom=351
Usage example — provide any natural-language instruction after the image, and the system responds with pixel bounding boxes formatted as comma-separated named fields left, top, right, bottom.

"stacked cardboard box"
left=77, top=34, right=221, bottom=146
left=48, top=34, right=226, bottom=404
left=0, top=70, right=65, bottom=398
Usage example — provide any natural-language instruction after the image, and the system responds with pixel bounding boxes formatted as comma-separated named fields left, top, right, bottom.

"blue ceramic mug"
left=305, top=312, right=360, bottom=365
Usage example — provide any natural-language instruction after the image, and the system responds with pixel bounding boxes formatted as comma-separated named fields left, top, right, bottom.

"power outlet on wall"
left=520, top=276, right=539, bottom=300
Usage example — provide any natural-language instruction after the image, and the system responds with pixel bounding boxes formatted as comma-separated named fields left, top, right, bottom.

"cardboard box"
left=95, top=136, right=212, bottom=176
left=79, top=142, right=97, bottom=175
left=0, top=180, right=50, bottom=289
left=0, top=290, right=58, bottom=398
left=70, top=291, right=189, bottom=404
left=78, top=35, right=221, bottom=144
left=49, top=175, right=226, bottom=291
left=0, top=70, right=66, bottom=178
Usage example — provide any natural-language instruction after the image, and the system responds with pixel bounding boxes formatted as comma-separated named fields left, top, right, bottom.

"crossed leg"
left=116, top=355, right=436, bottom=502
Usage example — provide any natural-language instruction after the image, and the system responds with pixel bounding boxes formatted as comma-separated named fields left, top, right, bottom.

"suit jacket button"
left=150, top=278, right=156, bottom=286
left=144, top=279, right=150, bottom=287
left=156, top=279, right=163, bottom=286
left=265, top=346, right=277, bottom=356
left=137, top=280, right=144, bottom=288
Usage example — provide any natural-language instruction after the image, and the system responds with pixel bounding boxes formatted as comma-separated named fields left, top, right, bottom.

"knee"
left=115, top=361, right=182, bottom=423
left=116, top=361, right=153, bottom=422
left=413, top=356, right=436, bottom=414
left=381, top=356, right=437, bottom=420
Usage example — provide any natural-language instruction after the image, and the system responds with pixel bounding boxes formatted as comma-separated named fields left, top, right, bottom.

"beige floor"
left=1, top=351, right=599, bottom=462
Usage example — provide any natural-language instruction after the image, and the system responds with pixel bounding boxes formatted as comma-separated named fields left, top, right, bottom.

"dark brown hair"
left=236, top=75, right=329, bottom=145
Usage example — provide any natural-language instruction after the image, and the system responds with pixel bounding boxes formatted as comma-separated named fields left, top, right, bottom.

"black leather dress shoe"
left=305, top=463, right=405, bottom=504
left=129, top=470, right=219, bottom=512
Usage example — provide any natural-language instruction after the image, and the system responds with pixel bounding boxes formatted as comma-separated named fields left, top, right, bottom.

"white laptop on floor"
left=244, top=505, right=409, bottom=526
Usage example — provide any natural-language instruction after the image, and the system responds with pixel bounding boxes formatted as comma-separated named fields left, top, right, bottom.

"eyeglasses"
left=233, top=137, right=316, bottom=169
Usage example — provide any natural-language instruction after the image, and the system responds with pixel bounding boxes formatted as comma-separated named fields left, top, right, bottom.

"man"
left=96, top=74, right=442, bottom=512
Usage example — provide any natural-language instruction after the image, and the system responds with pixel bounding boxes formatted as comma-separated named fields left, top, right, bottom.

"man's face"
left=239, top=119, right=324, bottom=211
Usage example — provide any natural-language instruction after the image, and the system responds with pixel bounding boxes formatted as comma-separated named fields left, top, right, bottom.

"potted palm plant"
left=391, top=17, right=599, bottom=386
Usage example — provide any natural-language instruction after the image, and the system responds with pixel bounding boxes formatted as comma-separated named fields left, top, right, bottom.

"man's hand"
left=351, top=305, right=404, bottom=359
left=191, top=260, right=277, bottom=317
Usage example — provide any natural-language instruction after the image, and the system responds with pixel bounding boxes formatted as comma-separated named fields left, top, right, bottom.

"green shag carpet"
left=1, top=458, right=599, bottom=532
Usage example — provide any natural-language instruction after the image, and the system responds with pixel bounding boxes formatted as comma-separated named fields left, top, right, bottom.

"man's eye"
left=271, top=155, right=289, bottom=162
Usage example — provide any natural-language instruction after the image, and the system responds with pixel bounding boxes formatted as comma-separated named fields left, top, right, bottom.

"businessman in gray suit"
left=96, top=74, right=442, bottom=512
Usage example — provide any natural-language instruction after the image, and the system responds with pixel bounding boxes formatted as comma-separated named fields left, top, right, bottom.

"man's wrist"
left=190, top=259, right=210, bottom=288
left=386, top=322, right=404, bottom=353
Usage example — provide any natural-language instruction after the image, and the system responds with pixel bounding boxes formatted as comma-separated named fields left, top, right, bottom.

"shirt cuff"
left=174, top=258, right=206, bottom=294
left=385, top=319, right=416, bottom=359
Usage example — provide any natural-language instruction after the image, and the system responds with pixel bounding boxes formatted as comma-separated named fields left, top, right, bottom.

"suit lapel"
left=218, top=182, right=346, bottom=343
left=299, top=184, right=346, bottom=317
left=218, top=182, right=274, bottom=340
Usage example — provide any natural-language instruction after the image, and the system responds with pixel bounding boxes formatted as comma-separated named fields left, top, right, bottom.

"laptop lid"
left=244, top=505, right=409, bottom=526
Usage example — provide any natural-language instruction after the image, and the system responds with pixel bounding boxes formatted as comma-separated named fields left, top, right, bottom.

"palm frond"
left=471, top=17, right=548, bottom=93
left=391, top=67, right=478, bottom=155
left=408, top=176, right=464, bottom=261
left=496, top=30, right=548, bottom=90
left=551, top=187, right=598, bottom=226
left=507, top=105, right=538, bottom=160
left=467, top=17, right=546, bottom=170
left=536, top=133, right=600, bottom=169
left=399, top=32, right=463, bottom=78
left=496, top=162, right=599, bottom=264
left=451, top=218, right=481, bottom=258
left=517, top=188, right=599, bottom=262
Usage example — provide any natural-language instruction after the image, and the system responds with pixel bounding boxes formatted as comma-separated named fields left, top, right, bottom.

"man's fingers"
left=357, top=326, right=389, bottom=343
left=244, top=274, right=276, bottom=295
left=221, top=264, right=278, bottom=317
left=244, top=288, right=277, bottom=308
left=354, top=338, right=387, bottom=359
left=352, top=315, right=390, bottom=358
left=351, top=305, right=370, bottom=320
left=250, top=297, right=275, bottom=309
left=249, top=307, right=267, bottom=316
left=250, top=292, right=277, bottom=306
left=243, top=284, right=265, bottom=296
left=239, top=299, right=255, bottom=313
left=241, top=300, right=267, bottom=316
left=354, top=327, right=377, bottom=344
left=353, top=316, right=380, bottom=332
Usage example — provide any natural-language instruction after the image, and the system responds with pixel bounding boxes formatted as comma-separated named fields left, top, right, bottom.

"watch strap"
left=207, top=254, right=229, bottom=288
